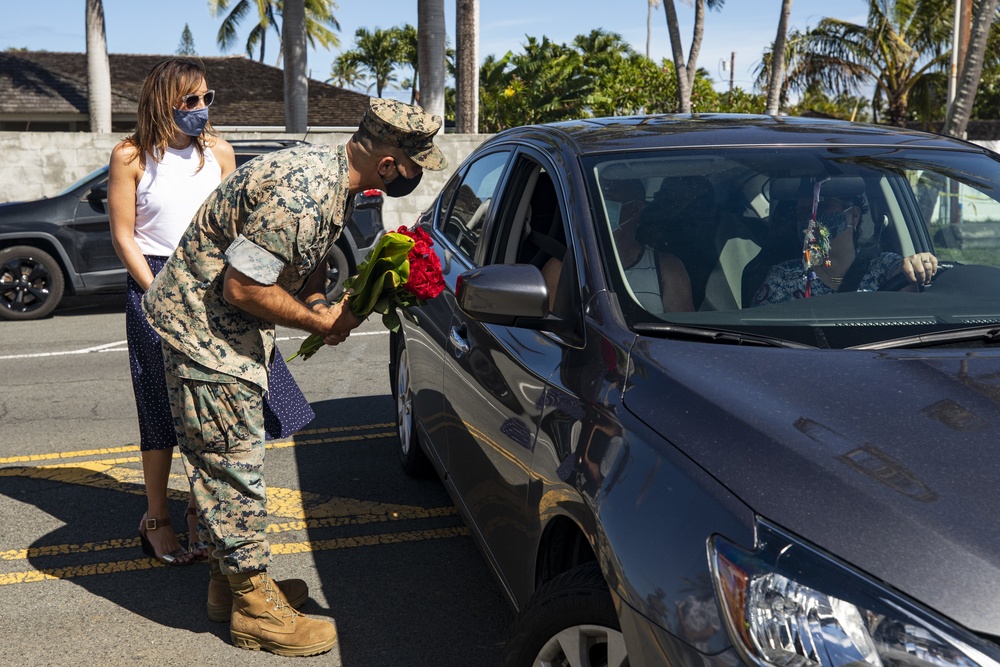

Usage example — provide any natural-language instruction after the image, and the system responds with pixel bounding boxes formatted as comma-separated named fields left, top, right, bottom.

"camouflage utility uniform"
left=142, top=144, right=351, bottom=574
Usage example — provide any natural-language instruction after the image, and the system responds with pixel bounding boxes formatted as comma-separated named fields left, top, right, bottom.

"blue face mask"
left=173, top=107, right=209, bottom=137
left=818, top=210, right=850, bottom=240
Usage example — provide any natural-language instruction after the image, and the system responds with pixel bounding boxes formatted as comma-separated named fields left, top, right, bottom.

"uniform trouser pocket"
left=164, top=366, right=271, bottom=572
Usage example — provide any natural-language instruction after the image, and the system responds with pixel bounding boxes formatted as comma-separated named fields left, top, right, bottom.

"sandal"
left=138, top=514, right=193, bottom=566
left=185, top=506, right=210, bottom=561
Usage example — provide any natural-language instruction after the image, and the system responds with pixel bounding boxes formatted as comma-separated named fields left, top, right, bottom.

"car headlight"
left=709, top=519, right=1000, bottom=667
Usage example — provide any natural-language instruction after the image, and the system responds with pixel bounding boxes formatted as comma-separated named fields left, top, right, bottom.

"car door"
left=441, top=150, right=574, bottom=601
left=70, top=171, right=124, bottom=286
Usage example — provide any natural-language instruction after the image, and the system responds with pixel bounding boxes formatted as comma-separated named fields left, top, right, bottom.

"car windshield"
left=584, top=146, right=1000, bottom=349
left=55, top=166, right=108, bottom=197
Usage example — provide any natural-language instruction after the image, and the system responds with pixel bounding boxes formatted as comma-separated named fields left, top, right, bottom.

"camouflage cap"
left=361, top=98, right=447, bottom=171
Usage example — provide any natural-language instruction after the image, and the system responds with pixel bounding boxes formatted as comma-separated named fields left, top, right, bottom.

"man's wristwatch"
left=306, top=298, right=331, bottom=310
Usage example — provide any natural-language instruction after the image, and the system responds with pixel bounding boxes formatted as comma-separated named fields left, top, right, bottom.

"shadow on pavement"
left=5, top=393, right=511, bottom=663
left=7, top=467, right=228, bottom=643
left=297, top=395, right=512, bottom=666
left=54, top=292, right=126, bottom=317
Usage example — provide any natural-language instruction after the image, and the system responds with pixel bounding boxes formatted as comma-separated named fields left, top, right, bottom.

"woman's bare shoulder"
left=110, top=139, right=143, bottom=173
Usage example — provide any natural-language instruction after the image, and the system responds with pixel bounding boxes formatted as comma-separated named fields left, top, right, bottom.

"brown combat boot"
left=227, top=570, right=337, bottom=656
left=207, top=558, right=309, bottom=622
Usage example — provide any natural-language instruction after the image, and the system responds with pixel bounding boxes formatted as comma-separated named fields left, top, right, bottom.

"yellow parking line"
left=0, top=506, right=460, bottom=562
left=0, top=446, right=141, bottom=465
left=0, top=526, right=469, bottom=586
left=0, top=423, right=396, bottom=465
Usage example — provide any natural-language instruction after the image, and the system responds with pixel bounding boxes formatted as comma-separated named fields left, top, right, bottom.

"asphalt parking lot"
left=0, top=294, right=512, bottom=666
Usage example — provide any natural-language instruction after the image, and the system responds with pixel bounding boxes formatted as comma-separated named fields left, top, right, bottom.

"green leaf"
left=286, top=333, right=325, bottom=362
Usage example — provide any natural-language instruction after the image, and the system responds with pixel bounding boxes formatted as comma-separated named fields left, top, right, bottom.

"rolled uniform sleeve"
left=225, top=235, right=285, bottom=285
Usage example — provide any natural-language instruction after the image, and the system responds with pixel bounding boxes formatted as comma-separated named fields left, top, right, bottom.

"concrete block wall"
left=2, top=131, right=997, bottom=233
left=0, top=131, right=491, bottom=232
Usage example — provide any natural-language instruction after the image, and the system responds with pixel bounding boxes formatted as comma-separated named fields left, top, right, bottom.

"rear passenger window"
left=440, top=151, right=510, bottom=263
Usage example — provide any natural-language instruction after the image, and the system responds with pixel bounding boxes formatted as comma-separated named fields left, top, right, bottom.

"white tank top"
left=134, top=144, right=221, bottom=256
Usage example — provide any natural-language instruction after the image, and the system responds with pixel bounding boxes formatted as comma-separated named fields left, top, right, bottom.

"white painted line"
left=0, top=330, right=389, bottom=361
left=0, top=340, right=128, bottom=361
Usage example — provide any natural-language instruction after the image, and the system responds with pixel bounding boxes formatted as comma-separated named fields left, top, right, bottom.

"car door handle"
left=449, top=325, right=470, bottom=356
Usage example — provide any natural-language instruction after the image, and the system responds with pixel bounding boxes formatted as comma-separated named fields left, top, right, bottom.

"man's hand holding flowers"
left=318, top=296, right=361, bottom=346
left=288, top=225, right=446, bottom=361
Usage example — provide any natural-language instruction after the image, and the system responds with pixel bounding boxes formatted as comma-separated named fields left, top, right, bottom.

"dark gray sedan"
left=389, top=115, right=1000, bottom=667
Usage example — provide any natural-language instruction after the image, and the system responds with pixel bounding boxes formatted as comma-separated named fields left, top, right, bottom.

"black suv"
left=0, top=139, right=383, bottom=320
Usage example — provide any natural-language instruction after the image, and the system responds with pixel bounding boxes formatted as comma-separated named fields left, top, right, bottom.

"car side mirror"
left=457, top=264, right=576, bottom=338
left=88, top=184, right=108, bottom=203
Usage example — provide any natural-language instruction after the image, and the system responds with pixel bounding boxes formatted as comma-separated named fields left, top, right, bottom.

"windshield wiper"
left=634, top=323, right=816, bottom=348
left=850, top=325, right=1000, bottom=350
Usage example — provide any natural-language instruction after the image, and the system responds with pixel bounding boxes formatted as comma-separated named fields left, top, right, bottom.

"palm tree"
left=456, top=0, right=480, bottom=133
left=395, top=24, right=419, bottom=104
left=209, top=0, right=340, bottom=65
left=788, top=0, right=955, bottom=126
left=348, top=27, right=403, bottom=97
left=944, top=0, right=1000, bottom=137
left=647, top=0, right=662, bottom=59
left=661, top=0, right=726, bottom=113
left=574, top=29, right=635, bottom=68
left=765, top=0, right=793, bottom=114
left=85, top=0, right=111, bottom=133
left=210, top=0, right=277, bottom=62
left=418, top=0, right=446, bottom=117
left=328, top=51, right=367, bottom=90
left=753, top=28, right=805, bottom=112
left=283, top=0, right=308, bottom=133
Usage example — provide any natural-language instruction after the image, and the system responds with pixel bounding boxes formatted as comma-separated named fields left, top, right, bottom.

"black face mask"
left=381, top=164, right=423, bottom=197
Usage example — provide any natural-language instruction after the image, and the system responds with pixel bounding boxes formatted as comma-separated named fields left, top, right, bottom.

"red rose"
left=395, top=226, right=444, bottom=300
left=405, top=252, right=445, bottom=300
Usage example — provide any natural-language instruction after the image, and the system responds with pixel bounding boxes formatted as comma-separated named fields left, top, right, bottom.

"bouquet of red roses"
left=288, top=225, right=446, bottom=361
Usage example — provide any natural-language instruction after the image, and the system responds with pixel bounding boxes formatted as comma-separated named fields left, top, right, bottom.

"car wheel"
left=504, top=563, right=626, bottom=667
left=0, top=245, right=66, bottom=321
left=394, top=335, right=433, bottom=477
left=325, top=242, right=351, bottom=303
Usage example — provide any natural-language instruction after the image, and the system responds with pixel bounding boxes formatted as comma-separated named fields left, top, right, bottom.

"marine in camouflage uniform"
left=143, top=98, right=447, bottom=578
left=144, top=142, right=350, bottom=573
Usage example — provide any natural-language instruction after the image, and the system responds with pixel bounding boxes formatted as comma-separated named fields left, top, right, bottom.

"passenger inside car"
left=542, top=177, right=694, bottom=313
left=635, top=175, right=723, bottom=310
left=751, top=190, right=939, bottom=306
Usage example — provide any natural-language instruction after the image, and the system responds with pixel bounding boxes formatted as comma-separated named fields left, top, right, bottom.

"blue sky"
left=2, top=0, right=867, bottom=95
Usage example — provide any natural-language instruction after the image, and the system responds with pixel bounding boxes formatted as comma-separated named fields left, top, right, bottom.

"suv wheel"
left=325, top=243, right=350, bottom=303
left=0, top=245, right=66, bottom=321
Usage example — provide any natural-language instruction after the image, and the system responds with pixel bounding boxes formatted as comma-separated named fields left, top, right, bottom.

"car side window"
left=488, top=157, right=582, bottom=336
left=440, top=151, right=510, bottom=263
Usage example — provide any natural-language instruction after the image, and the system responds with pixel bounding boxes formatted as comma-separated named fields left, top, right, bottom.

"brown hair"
left=125, top=57, right=216, bottom=171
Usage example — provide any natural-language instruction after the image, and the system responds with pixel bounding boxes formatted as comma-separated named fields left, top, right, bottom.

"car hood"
left=624, top=339, right=1000, bottom=635
left=0, top=197, right=70, bottom=225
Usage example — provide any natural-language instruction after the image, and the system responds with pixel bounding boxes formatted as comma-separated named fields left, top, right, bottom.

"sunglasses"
left=178, top=90, right=215, bottom=110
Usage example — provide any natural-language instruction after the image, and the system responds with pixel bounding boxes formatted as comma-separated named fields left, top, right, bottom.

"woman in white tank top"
left=109, top=58, right=237, bottom=566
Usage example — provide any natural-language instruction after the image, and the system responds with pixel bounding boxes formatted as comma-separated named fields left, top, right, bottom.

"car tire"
left=503, top=562, right=626, bottom=667
left=325, top=242, right=351, bottom=304
left=393, top=335, right=433, bottom=477
left=0, top=245, right=66, bottom=321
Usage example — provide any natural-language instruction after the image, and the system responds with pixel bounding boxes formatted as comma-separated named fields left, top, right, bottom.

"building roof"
left=0, top=51, right=371, bottom=128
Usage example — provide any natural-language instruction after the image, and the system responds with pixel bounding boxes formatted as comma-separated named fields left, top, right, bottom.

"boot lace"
left=261, top=573, right=302, bottom=619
